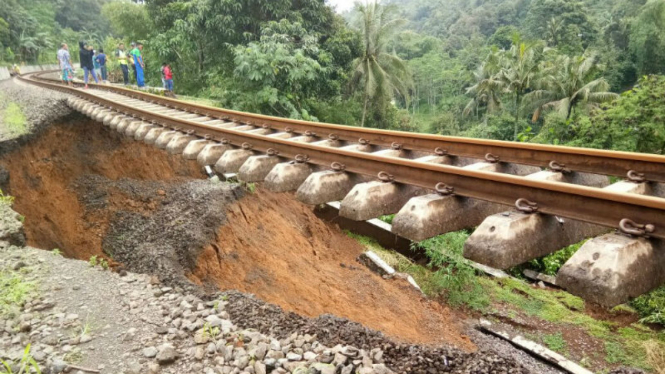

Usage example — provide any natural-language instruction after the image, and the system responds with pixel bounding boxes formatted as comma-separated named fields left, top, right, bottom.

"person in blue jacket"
left=94, top=48, right=107, bottom=82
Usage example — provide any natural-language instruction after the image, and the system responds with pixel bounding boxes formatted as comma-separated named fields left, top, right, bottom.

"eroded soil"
left=0, top=118, right=473, bottom=348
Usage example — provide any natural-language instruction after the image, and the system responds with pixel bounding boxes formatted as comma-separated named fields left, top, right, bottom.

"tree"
left=559, top=75, right=665, bottom=153
left=525, top=54, right=618, bottom=120
left=629, top=0, right=665, bottom=75
left=350, top=1, right=412, bottom=127
left=229, top=20, right=330, bottom=119
left=464, top=49, right=503, bottom=119
left=497, top=41, right=544, bottom=140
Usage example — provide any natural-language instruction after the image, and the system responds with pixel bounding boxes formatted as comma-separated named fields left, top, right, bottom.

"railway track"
left=18, top=70, right=665, bottom=306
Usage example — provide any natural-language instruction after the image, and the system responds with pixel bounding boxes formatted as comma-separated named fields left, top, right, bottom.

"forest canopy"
left=2, top=0, right=664, bottom=153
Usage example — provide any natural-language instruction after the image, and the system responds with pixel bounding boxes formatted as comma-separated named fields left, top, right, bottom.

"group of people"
left=55, top=41, right=174, bottom=94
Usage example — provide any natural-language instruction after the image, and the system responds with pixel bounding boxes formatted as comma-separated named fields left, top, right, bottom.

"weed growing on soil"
left=88, top=256, right=109, bottom=270
left=244, top=182, right=257, bottom=194
left=2, top=102, right=27, bottom=136
left=51, top=249, right=62, bottom=256
left=0, top=189, right=14, bottom=206
left=527, top=240, right=587, bottom=276
left=542, top=332, right=567, bottom=352
left=0, top=270, right=36, bottom=318
left=644, top=340, right=665, bottom=374
left=345, top=230, right=665, bottom=371
left=1, top=344, right=41, bottom=374
left=202, top=322, right=220, bottom=340
left=413, top=231, right=490, bottom=311
left=631, top=286, right=665, bottom=326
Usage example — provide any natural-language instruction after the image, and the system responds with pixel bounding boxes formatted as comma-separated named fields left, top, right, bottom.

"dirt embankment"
left=0, top=118, right=474, bottom=348
left=0, top=120, right=201, bottom=259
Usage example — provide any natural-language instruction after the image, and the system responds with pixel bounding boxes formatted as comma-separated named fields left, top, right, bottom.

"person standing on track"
left=163, top=62, right=174, bottom=97
left=116, top=43, right=129, bottom=85
left=79, top=41, right=98, bottom=89
left=132, top=43, right=145, bottom=88
left=129, top=42, right=139, bottom=83
left=56, top=43, right=73, bottom=87
left=95, top=48, right=107, bottom=83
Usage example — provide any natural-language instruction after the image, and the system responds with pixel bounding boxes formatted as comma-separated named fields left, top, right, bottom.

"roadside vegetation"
left=348, top=230, right=665, bottom=372
left=2, top=0, right=665, bottom=154
left=0, top=93, right=28, bottom=138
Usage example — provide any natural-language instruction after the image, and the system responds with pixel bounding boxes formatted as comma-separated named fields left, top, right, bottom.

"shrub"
left=631, top=286, right=665, bottom=326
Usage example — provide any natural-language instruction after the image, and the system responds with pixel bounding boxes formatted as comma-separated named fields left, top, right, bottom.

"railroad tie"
left=182, top=139, right=212, bottom=160
left=464, top=170, right=610, bottom=269
left=197, top=143, right=232, bottom=167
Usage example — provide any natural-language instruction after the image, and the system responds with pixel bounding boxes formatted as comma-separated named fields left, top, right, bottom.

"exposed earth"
left=0, top=78, right=646, bottom=374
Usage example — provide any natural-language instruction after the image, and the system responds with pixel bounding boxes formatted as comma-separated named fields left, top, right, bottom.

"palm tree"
left=525, top=54, right=619, bottom=121
left=350, top=1, right=412, bottom=127
left=497, top=42, right=544, bottom=140
left=464, top=49, right=503, bottom=118
left=18, top=31, right=52, bottom=62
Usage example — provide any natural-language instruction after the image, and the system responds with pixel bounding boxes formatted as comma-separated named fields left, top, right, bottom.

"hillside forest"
left=1, top=0, right=664, bottom=154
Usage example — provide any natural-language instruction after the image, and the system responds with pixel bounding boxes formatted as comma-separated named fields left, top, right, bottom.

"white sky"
left=326, top=0, right=359, bottom=13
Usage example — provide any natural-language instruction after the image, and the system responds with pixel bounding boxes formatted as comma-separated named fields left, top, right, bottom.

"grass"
left=542, top=332, right=567, bottom=352
left=1, top=102, right=28, bottom=136
left=0, top=270, right=37, bottom=319
left=345, top=229, right=665, bottom=372
left=1, top=344, right=41, bottom=374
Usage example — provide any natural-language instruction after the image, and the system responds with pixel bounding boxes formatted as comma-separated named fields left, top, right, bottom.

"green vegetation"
left=1, top=102, right=28, bottom=136
left=1, top=344, right=41, bottom=374
left=527, top=239, right=587, bottom=276
left=88, top=255, right=108, bottom=270
left=542, top=332, right=567, bottom=352
left=4, top=0, right=665, bottom=153
left=347, top=230, right=665, bottom=371
left=631, top=287, right=665, bottom=325
left=0, top=269, right=36, bottom=318
left=0, top=189, right=14, bottom=206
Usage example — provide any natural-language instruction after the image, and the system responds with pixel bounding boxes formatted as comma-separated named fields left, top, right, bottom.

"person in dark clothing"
left=95, top=48, right=107, bottom=82
left=79, top=41, right=98, bottom=89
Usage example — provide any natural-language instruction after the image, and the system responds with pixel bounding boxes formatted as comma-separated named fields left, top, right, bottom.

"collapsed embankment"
left=0, top=115, right=476, bottom=350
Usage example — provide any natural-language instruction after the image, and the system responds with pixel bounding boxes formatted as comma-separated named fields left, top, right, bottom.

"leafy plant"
left=0, top=270, right=36, bottom=318
left=412, top=231, right=490, bottom=311
left=631, top=286, right=665, bottom=326
left=88, top=256, right=98, bottom=267
left=1, top=344, right=41, bottom=374
left=527, top=239, right=587, bottom=276
left=0, top=189, right=15, bottom=206
left=202, top=322, right=220, bottom=340
left=51, top=249, right=62, bottom=256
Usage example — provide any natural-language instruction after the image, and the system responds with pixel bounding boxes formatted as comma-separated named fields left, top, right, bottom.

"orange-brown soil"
left=0, top=121, right=201, bottom=259
left=190, top=189, right=475, bottom=349
left=1, top=120, right=474, bottom=349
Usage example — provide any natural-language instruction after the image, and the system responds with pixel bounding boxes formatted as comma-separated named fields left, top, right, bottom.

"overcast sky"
left=326, top=0, right=359, bottom=13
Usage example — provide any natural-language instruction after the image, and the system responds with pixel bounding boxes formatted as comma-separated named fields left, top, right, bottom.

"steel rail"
left=25, top=71, right=665, bottom=183
left=18, top=72, right=665, bottom=239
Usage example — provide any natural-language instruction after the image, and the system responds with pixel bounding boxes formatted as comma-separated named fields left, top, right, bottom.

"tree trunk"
left=361, top=93, right=369, bottom=128
left=514, top=92, right=521, bottom=141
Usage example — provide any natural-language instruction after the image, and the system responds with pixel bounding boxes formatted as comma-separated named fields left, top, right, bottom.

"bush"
left=413, top=231, right=490, bottom=311
left=527, top=240, right=587, bottom=276
left=631, top=287, right=665, bottom=326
